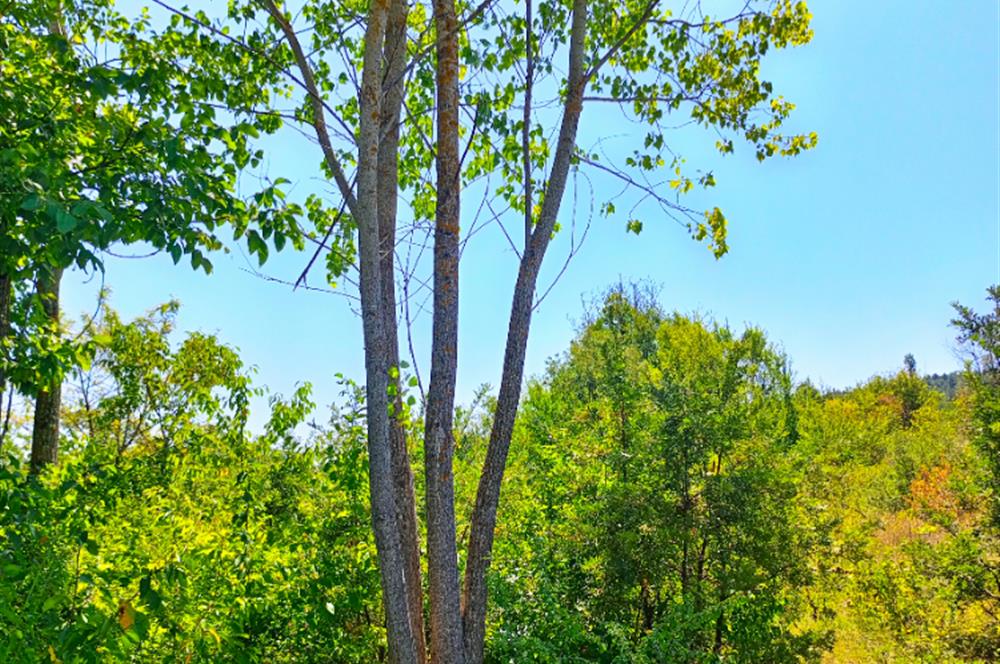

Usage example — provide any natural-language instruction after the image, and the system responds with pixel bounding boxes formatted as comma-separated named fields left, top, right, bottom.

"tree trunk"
left=425, top=0, right=464, bottom=659
left=639, top=577, right=654, bottom=635
left=30, top=266, right=63, bottom=473
left=264, top=1, right=421, bottom=659
left=695, top=534, right=709, bottom=612
left=0, top=270, right=12, bottom=449
left=356, top=2, right=418, bottom=661
left=461, top=1, right=589, bottom=661
left=713, top=601, right=725, bottom=654
left=379, top=0, right=427, bottom=658
left=0, top=271, right=11, bottom=414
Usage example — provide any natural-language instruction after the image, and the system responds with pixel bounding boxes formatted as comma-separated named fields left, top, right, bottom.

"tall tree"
left=1, top=1, right=305, bottom=468
left=492, top=291, right=820, bottom=661
left=15, top=0, right=817, bottom=658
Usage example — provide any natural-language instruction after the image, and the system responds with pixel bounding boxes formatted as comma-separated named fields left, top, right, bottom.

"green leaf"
left=19, top=194, right=43, bottom=211
left=139, top=576, right=163, bottom=610
left=247, top=230, right=268, bottom=265
left=55, top=209, right=79, bottom=233
left=2, top=564, right=25, bottom=580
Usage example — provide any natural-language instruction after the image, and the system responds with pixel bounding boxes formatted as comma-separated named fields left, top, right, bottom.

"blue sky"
left=63, top=0, right=999, bottom=420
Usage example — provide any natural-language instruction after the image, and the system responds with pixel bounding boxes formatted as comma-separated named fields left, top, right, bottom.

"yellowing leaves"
left=118, top=600, right=135, bottom=631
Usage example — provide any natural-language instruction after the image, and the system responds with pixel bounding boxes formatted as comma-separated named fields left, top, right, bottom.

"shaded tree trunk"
left=30, top=265, right=63, bottom=473
left=695, top=534, right=709, bottom=612
left=0, top=270, right=12, bottom=448
left=0, top=272, right=11, bottom=410
left=639, top=577, right=654, bottom=635
left=713, top=600, right=725, bottom=654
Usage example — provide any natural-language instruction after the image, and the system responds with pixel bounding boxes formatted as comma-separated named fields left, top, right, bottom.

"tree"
left=953, top=286, right=1000, bottom=524
left=487, top=290, right=824, bottom=661
left=10, top=0, right=817, bottom=659
left=1, top=1, right=305, bottom=470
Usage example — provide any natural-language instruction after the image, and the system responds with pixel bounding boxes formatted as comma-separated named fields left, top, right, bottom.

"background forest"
left=1, top=286, right=998, bottom=662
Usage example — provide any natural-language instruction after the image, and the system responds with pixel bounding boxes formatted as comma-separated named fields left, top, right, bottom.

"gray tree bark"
left=425, top=0, right=464, bottom=659
left=379, top=0, right=427, bottom=659
left=263, top=2, right=420, bottom=659
left=356, top=1, right=418, bottom=661
left=460, top=1, right=590, bottom=660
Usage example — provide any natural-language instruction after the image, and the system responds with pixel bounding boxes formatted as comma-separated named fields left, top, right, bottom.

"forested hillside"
left=1, top=288, right=996, bottom=662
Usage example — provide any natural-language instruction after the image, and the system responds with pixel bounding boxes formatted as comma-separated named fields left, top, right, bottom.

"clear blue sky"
left=63, top=0, right=999, bottom=422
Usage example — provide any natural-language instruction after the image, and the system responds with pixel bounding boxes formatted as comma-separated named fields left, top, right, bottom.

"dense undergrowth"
left=1, top=292, right=997, bottom=662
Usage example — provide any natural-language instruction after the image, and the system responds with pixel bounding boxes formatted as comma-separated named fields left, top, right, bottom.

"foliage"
left=479, top=290, right=827, bottom=662
left=1, top=292, right=997, bottom=662
left=953, top=286, right=1000, bottom=525
left=792, top=357, right=997, bottom=662
left=0, top=0, right=314, bottom=395
left=0, top=305, right=383, bottom=662
left=4, top=0, right=821, bottom=658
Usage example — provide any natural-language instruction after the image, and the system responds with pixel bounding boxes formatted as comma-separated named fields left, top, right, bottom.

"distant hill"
left=814, top=370, right=964, bottom=400
left=924, top=371, right=963, bottom=398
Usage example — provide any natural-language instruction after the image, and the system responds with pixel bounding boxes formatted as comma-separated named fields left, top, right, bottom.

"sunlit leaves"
left=580, top=0, right=816, bottom=252
left=1, top=0, right=325, bottom=399
left=491, top=291, right=815, bottom=660
left=690, top=206, right=728, bottom=258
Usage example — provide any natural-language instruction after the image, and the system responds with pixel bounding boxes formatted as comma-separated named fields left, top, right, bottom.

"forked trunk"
left=356, top=1, right=418, bottom=661
left=379, top=0, right=427, bottom=658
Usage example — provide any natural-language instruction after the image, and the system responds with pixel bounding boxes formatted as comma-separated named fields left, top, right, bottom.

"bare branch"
left=258, top=0, right=359, bottom=216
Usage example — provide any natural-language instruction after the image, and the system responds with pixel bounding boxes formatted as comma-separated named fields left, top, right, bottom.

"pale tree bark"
left=461, top=0, right=590, bottom=660
left=30, top=265, right=64, bottom=474
left=379, top=0, right=427, bottom=659
left=424, top=0, right=464, bottom=659
left=262, top=2, right=418, bottom=660
left=356, top=1, right=419, bottom=661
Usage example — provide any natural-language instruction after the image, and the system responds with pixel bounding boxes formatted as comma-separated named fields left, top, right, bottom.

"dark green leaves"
left=54, top=208, right=78, bottom=234
left=246, top=229, right=269, bottom=266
